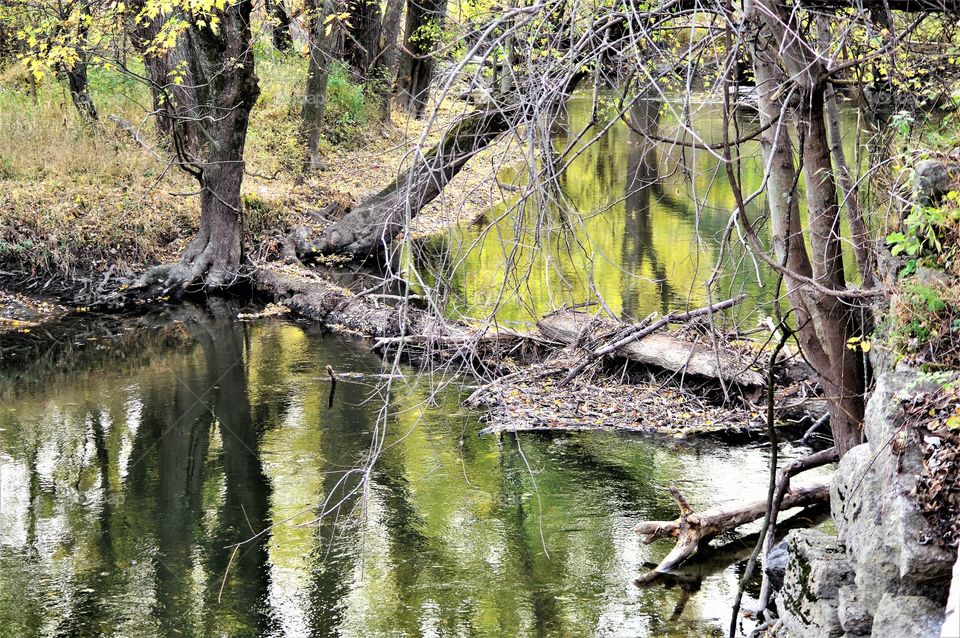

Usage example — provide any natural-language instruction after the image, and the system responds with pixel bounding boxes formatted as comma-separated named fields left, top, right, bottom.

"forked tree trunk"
left=796, top=85, right=866, bottom=454
left=748, top=5, right=866, bottom=455
left=396, top=0, right=447, bottom=118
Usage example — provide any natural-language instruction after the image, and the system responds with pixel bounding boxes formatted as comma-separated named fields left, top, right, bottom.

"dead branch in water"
left=754, top=446, right=840, bottom=613
left=634, top=479, right=831, bottom=582
left=540, top=295, right=765, bottom=388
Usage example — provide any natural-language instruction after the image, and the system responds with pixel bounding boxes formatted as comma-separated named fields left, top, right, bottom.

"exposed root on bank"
left=140, top=233, right=243, bottom=294
left=634, top=479, right=832, bottom=582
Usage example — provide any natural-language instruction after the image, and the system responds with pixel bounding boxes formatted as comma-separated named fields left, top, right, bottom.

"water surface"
left=0, top=307, right=825, bottom=637
left=413, top=94, right=867, bottom=327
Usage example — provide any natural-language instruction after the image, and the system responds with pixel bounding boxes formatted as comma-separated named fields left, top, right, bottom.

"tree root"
left=139, top=234, right=243, bottom=297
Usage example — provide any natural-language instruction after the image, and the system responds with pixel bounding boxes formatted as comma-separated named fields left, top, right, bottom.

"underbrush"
left=0, top=63, right=198, bottom=277
left=885, top=184, right=960, bottom=368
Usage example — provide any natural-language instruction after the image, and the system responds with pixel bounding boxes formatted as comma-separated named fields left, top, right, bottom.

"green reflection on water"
left=0, top=308, right=822, bottom=637
left=411, top=94, right=867, bottom=328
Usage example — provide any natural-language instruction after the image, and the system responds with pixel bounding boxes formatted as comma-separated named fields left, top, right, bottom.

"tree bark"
left=60, top=0, right=97, bottom=122
left=64, top=63, right=97, bottom=122
left=128, top=8, right=200, bottom=149
left=142, top=0, right=260, bottom=288
left=747, top=6, right=867, bottom=455
left=371, top=0, right=404, bottom=122
left=396, top=0, right=447, bottom=118
left=537, top=300, right=766, bottom=387
left=343, top=0, right=383, bottom=75
left=816, top=16, right=874, bottom=290
left=292, top=104, right=509, bottom=259
left=301, top=0, right=337, bottom=171
left=265, top=0, right=293, bottom=51
left=634, top=480, right=830, bottom=578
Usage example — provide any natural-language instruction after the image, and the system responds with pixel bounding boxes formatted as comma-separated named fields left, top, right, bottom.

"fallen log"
left=538, top=307, right=766, bottom=388
left=634, top=479, right=831, bottom=579
left=251, top=265, right=456, bottom=339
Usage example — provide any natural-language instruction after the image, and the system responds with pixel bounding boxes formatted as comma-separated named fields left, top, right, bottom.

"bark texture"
left=265, top=0, right=293, bottom=51
left=128, top=7, right=199, bottom=149
left=301, top=0, right=337, bottom=171
left=371, top=0, right=404, bottom=121
left=292, top=105, right=509, bottom=259
left=141, top=0, right=260, bottom=288
left=343, top=0, right=382, bottom=74
left=60, top=0, right=97, bottom=122
left=746, top=7, right=866, bottom=455
left=396, top=0, right=448, bottom=117
left=538, top=306, right=766, bottom=387
left=634, top=480, right=830, bottom=577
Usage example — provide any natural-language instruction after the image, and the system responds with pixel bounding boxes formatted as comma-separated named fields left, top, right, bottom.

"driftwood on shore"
left=538, top=308, right=766, bottom=387
left=634, top=479, right=831, bottom=580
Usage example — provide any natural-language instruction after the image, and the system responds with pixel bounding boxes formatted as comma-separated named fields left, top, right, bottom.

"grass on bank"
left=0, top=40, right=515, bottom=282
left=0, top=46, right=390, bottom=279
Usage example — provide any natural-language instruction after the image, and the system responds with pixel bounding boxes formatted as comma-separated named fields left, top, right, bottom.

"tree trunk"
left=537, top=303, right=766, bottom=387
left=292, top=105, right=508, bottom=259
left=62, top=0, right=97, bottom=122
left=816, top=16, right=874, bottom=291
left=343, top=0, right=382, bottom=75
left=634, top=480, right=831, bottom=578
left=142, top=0, right=260, bottom=288
left=371, top=0, right=404, bottom=122
left=748, top=5, right=867, bottom=455
left=265, top=0, right=293, bottom=51
left=396, top=0, right=447, bottom=118
left=128, top=9, right=200, bottom=150
left=301, top=0, right=337, bottom=171
left=65, top=63, right=97, bottom=122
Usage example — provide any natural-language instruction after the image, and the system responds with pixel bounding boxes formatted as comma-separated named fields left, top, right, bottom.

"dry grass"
left=0, top=48, right=514, bottom=281
left=0, top=64, right=198, bottom=277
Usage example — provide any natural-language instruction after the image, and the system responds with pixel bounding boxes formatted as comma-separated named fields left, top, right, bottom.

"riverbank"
left=0, top=57, right=516, bottom=286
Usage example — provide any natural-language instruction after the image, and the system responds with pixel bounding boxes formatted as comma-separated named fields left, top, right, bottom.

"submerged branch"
left=634, top=479, right=831, bottom=580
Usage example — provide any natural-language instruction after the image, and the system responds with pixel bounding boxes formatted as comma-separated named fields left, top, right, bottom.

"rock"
left=916, top=265, right=952, bottom=289
left=837, top=586, right=872, bottom=635
left=766, top=538, right=790, bottom=592
left=871, top=594, right=944, bottom=638
left=832, top=365, right=955, bottom=614
left=915, top=160, right=954, bottom=206
left=776, top=529, right=852, bottom=638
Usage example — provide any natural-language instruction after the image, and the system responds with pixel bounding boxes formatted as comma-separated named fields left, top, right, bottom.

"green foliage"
left=323, top=62, right=370, bottom=144
left=0, top=156, right=15, bottom=180
left=887, top=192, right=960, bottom=262
left=889, top=281, right=960, bottom=367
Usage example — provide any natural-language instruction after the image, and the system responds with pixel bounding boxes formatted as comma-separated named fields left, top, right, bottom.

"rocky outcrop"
left=775, top=356, right=956, bottom=637
left=776, top=529, right=852, bottom=637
